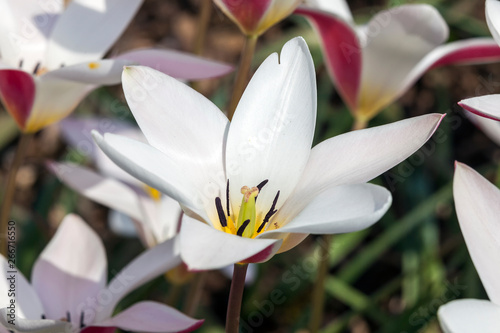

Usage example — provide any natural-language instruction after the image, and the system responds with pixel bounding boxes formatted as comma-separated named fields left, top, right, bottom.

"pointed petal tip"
left=180, top=319, right=205, bottom=333
left=91, top=130, right=104, bottom=144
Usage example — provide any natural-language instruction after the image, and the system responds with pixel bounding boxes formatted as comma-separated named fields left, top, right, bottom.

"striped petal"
left=459, top=95, right=500, bottom=121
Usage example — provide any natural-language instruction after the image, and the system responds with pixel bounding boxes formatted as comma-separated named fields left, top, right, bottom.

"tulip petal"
left=97, top=301, right=203, bottom=332
left=31, top=214, right=107, bottom=326
left=465, top=112, right=500, bottom=146
left=454, top=162, right=500, bottom=305
left=213, top=0, right=271, bottom=35
left=226, top=37, right=316, bottom=217
left=0, top=69, right=35, bottom=130
left=459, top=95, right=500, bottom=121
left=295, top=6, right=360, bottom=111
left=280, top=114, right=443, bottom=221
left=140, top=196, right=182, bottom=243
left=92, top=132, right=209, bottom=221
left=45, top=0, right=143, bottom=68
left=0, top=0, right=62, bottom=69
left=0, top=256, right=43, bottom=319
left=96, top=237, right=181, bottom=321
left=108, top=210, right=139, bottom=237
left=59, top=117, right=147, bottom=187
left=114, top=49, right=233, bottom=80
left=486, top=0, right=500, bottom=47
left=303, top=0, right=352, bottom=22
left=120, top=66, right=229, bottom=220
left=264, top=183, right=391, bottom=235
left=0, top=310, right=71, bottom=333
left=24, top=75, right=94, bottom=133
left=180, top=216, right=282, bottom=270
left=357, top=4, right=448, bottom=121
left=43, top=59, right=133, bottom=85
left=47, top=161, right=144, bottom=221
left=438, top=299, right=500, bottom=333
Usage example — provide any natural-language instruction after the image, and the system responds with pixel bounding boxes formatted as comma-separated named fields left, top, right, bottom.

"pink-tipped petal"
left=96, top=237, right=181, bottom=322
left=438, top=299, right=500, bottom=333
left=453, top=162, right=500, bottom=305
left=428, top=38, right=500, bottom=69
left=31, top=214, right=107, bottom=325
left=295, top=6, right=361, bottom=111
left=0, top=69, right=35, bottom=130
left=179, top=216, right=282, bottom=270
left=459, top=95, right=500, bottom=122
left=303, top=0, right=352, bottom=22
left=97, top=301, right=203, bottom=332
left=114, top=49, right=233, bottom=80
left=465, top=111, right=500, bottom=146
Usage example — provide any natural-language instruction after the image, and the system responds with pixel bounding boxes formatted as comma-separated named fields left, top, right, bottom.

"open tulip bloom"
left=213, top=0, right=302, bottom=37
left=0, top=0, right=233, bottom=133
left=0, top=214, right=203, bottom=333
left=438, top=163, right=500, bottom=333
left=93, top=37, right=444, bottom=271
left=296, top=0, right=500, bottom=124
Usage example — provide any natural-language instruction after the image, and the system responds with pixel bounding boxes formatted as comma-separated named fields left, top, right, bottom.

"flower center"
left=214, top=179, right=280, bottom=238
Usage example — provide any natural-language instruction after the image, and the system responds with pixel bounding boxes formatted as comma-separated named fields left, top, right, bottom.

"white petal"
left=0, top=310, right=71, bottom=333
left=45, top=0, right=143, bottom=68
left=95, top=236, right=181, bottom=322
left=281, top=114, right=443, bottom=221
left=117, top=65, right=229, bottom=221
left=48, top=161, right=144, bottom=221
left=226, top=37, right=316, bottom=217
left=454, top=162, right=500, bottom=305
left=438, top=299, right=500, bottom=333
left=97, top=301, right=203, bottom=332
left=303, top=0, right=352, bottom=22
left=141, top=196, right=182, bottom=243
left=43, top=59, right=133, bottom=85
left=31, top=214, right=107, bottom=324
left=264, top=184, right=391, bottom=236
left=24, top=75, right=94, bottom=133
left=0, top=0, right=62, bottom=69
left=220, top=263, right=258, bottom=285
left=358, top=4, right=448, bottom=119
left=180, top=216, right=282, bottom=270
left=114, top=48, right=233, bottom=80
left=466, top=112, right=500, bottom=146
left=0, top=256, right=43, bottom=319
left=459, top=95, right=500, bottom=121
left=486, top=0, right=500, bottom=47
left=92, top=132, right=209, bottom=221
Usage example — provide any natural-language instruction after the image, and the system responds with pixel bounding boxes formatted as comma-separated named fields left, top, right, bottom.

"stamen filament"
left=257, top=191, right=280, bottom=233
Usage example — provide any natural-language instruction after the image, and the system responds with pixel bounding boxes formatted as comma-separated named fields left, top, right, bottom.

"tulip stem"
left=227, top=35, right=258, bottom=120
left=194, top=0, right=213, bottom=56
left=309, top=234, right=332, bottom=333
left=183, top=271, right=207, bottom=316
left=0, top=133, right=32, bottom=256
left=226, top=263, right=248, bottom=333
left=352, top=118, right=368, bottom=131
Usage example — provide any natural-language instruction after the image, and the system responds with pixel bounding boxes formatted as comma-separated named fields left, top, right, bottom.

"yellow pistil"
left=236, top=186, right=259, bottom=238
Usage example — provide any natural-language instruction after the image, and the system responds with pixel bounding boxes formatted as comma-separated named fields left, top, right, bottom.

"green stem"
left=183, top=271, right=207, bottom=317
left=227, top=35, right=258, bottom=121
left=0, top=133, right=32, bottom=256
left=309, top=234, right=332, bottom=333
left=226, top=263, right=248, bottom=333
